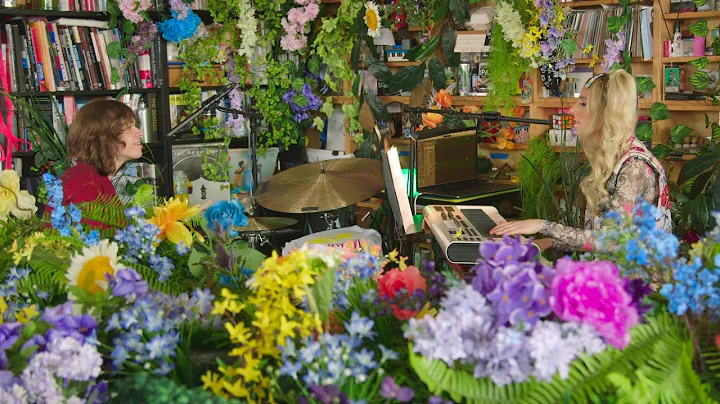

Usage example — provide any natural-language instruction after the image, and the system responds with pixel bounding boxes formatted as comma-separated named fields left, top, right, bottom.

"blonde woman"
left=490, top=70, right=671, bottom=251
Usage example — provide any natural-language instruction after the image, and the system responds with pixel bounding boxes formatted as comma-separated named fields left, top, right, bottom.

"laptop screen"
left=416, top=130, right=477, bottom=189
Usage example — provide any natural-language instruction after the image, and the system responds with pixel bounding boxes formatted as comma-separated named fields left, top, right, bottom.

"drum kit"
left=236, top=158, right=384, bottom=249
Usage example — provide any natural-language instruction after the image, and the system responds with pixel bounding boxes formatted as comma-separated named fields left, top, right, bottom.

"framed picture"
left=665, top=66, right=680, bottom=93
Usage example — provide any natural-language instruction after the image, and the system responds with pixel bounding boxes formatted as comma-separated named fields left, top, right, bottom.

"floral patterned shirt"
left=541, top=155, right=663, bottom=252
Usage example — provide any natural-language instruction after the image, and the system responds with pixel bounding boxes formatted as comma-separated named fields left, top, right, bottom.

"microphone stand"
left=165, top=83, right=238, bottom=139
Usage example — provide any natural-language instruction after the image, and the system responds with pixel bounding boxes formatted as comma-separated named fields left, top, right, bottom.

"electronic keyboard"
left=423, top=205, right=538, bottom=264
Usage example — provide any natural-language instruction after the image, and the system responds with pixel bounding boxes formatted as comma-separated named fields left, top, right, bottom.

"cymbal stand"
left=322, top=210, right=340, bottom=230
left=246, top=232, right=268, bottom=250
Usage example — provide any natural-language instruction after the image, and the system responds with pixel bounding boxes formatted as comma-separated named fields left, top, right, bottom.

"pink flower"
left=550, top=258, right=639, bottom=349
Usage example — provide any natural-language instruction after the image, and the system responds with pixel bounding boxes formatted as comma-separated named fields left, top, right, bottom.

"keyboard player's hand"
left=489, top=219, right=544, bottom=236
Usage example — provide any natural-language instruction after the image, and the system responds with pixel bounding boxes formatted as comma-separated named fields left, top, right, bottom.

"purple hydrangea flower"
left=109, top=269, right=149, bottom=300
left=0, top=323, right=22, bottom=369
left=380, top=376, right=414, bottom=402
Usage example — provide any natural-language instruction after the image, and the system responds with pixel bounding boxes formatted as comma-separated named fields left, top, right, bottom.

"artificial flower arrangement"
left=3, top=164, right=720, bottom=402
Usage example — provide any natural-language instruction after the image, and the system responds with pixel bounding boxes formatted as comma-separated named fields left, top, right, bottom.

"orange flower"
left=422, top=112, right=444, bottom=128
left=434, top=89, right=452, bottom=108
left=462, top=105, right=481, bottom=113
left=512, top=106, right=525, bottom=118
left=501, top=127, right=515, bottom=141
left=497, top=138, right=515, bottom=150
left=377, top=266, right=427, bottom=320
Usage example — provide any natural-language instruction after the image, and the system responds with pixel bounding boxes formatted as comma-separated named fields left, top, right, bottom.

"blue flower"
left=345, top=312, right=376, bottom=340
left=158, top=9, right=201, bottom=43
left=279, top=360, right=303, bottom=378
left=205, top=199, right=249, bottom=236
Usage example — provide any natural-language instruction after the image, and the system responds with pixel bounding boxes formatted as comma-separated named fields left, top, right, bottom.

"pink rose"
left=550, top=258, right=639, bottom=349
left=377, top=266, right=427, bottom=320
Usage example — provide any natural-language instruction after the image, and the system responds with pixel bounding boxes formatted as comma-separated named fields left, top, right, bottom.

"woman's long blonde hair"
left=578, top=69, right=638, bottom=216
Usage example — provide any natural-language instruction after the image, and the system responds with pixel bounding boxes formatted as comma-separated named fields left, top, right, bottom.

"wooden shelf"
left=478, top=143, right=529, bottom=150
left=0, top=8, right=107, bottom=18
left=534, top=98, right=578, bottom=108
left=664, top=11, right=720, bottom=20
left=391, top=26, right=430, bottom=32
left=384, top=61, right=422, bottom=67
left=662, top=100, right=720, bottom=111
left=376, top=95, right=525, bottom=107
left=457, top=30, right=488, bottom=35
left=562, top=0, right=620, bottom=8
left=321, top=95, right=354, bottom=104
left=574, top=57, right=650, bottom=64
left=661, top=56, right=720, bottom=63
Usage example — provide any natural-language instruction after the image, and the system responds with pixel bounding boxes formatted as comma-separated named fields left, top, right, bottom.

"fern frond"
left=409, top=313, right=707, bottom=404
left=78, top=194, right=129, bottom=230
left=18, top=246, right=72, bottom=295
left=126, top=262, right=192, bottom=295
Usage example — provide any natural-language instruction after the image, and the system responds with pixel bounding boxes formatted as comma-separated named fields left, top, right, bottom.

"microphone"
left=165, top=83, right=238, bottom=138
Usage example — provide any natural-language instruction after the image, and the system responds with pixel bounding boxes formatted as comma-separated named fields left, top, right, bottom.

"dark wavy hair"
left=67, top=99, right=137, bottom=177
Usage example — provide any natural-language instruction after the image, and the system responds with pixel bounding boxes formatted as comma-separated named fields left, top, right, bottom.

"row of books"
left=11, top=93, right=156, bottom=151
left=0, top=0, right=207, bottom=12
left=0, top=0, right=108, bottom=12
left=1, top=17, right=162, bottom=93
left=566, top=5, right=653, bottom=60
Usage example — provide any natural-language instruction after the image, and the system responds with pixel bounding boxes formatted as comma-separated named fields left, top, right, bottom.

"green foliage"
left=409, top=313, right=709, bottom=404
left=253, top=0, right=289, bottom=46
left=690, top=20, right=709, bottom=37
left=635, top=76, right=656, bottom=94
left=109, top=372, right=241, bottom=403
left=306, top=262, right=335, bottom=329
left=518, top=135, right=560, bottom=220
left=77, top=194, right=129, bottom=230
left=313, top=0, right=364, bottom=90
left=442, top=28, right=460, bottom=67
left=390, top=0, right=445, bottom=28
left=428, top=57, right=446, bottom=91
left=671, top=124, right=695, bottom=146
left=389, top=64, right=427, bottom=93
left=636, top=122, right=653, bottom=142
left=691, top=57, right=709, bottom=69
left=650, top=103, right=671, bottom=121
left=486, top=21, right=530, bottom=112
left=691, top=71, right=710, bottom=91
left=448, top=0, right=469, bottom=25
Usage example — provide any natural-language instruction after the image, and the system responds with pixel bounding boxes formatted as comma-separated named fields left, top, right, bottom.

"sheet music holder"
left=377, top=125, right=419, bottom=236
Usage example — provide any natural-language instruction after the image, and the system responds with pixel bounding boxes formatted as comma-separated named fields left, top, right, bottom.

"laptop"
left=414, top=129, right=518, bottom=199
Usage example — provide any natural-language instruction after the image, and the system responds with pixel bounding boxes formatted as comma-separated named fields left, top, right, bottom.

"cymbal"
left=238, top=216, right=298, bottom=232
left=255, top=158, right=384, bottom=213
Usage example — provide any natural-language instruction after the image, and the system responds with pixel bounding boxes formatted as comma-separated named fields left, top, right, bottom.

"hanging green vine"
left=254, top=0, right=290, bottom=46
left=486, top=6, right=531, bottom=112
left=313, top=0, right=364, bottom=90
left=249, top=57, right=300, bottom=151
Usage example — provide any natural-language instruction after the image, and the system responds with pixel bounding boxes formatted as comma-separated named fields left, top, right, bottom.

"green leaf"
left=188, top=248, right=208, bottom=278
left=106, top=41, right=121, bottom=59
left=690, top=70, right=709, bottom=90
left=307, top=264, right=335, bottom=328
left=713, top=38, right=720, bottom=55
left=365, top=90, right=391, bottom=122
left=691, top=193, right=709, bottom=232
left=434, top=0, right=449, bottom=23
left=408, top=36, right=440, bottom=62
left=132, top=183, right=155, bottom=208
left=608, top=15, right=627, bottom=34
left=710, top=169, right=720, bottom=215
left=389, top=64, right=427, bottom=93
left=635, top=76, right=656, bottom=94
left=232, top=241, right=266, bottom=272
left=449, top=0, right=468, bottom=25
left=694, top=0, right=708, bottom=6
left=650, top=102, right=670, bottom=121
left=351, top=39, right=361, bottom=71
left=560, top=39, right=577, bottom=57
left=690, top=57, right=709, bottom=69
left=110, top=67, right=120, bottom=84
left=712, top=122, right=720, bottom=142
left=678, top=146, right=720, bottom=184
left=308, top=56, right=321, bottom=76
left=636, top=122, right=653, bottom=142
left=442, top=28, right=460, bottom=67
left=689, top=20, right=708, bottom=37
left=670, top=123, right=694, bottom=145
left=365, top=57, right=392, bottom=84
left=427, top=57, right=446, bottom=91
left=690, top=169, right=713, bottom=198
left=652, top=144, right=675, bottom=159
left=405, top=45, right=423, bottom=62
left=706, top=113, right=711, bottom=128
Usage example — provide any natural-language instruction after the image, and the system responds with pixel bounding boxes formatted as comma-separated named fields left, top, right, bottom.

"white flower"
left=236, top=0, right=258, bottom=57
left=364, top=2, right=382, bottom=38
left=66, top=239, right=125, bottom=296
left=528, top=321, right=577, bottom=381
left=494, top=2, right=525, bottom=47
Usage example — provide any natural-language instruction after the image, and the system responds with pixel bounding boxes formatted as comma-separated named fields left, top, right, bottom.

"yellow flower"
left=0, top=297, right=7, bottom=324
left=223, top=378, right=251, bottom=398
left=582, top=44, right=594, bottom=54
left=16, top=305, right=39, bottom=323
left=225, top=322, right=252, bottom=345
left=364, top=2, right=381, bottom=38
left=66, top=239, right=124, bottom=295
left=238, top=354, right=262, bottom=383
left=589, top=54, right=600, bottom=68
left=148, top=197, right=200, bottom=246
left=201, top=371, right=225, bottom=396
left=0, top=170, right=37, bottom=221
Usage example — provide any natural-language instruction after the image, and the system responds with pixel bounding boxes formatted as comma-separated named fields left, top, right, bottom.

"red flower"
left=377, top=266, right=427, bottom=320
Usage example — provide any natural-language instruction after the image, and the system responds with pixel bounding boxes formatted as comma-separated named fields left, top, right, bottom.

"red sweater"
left=44, top=162, right=117, bottom=229
left=59, top=162, right=117, bottom=205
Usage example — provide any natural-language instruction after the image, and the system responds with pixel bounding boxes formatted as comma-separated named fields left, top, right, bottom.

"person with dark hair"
left=490, top=70, right=671, bottom=251
left=60, top=99, right=144, bottom=206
